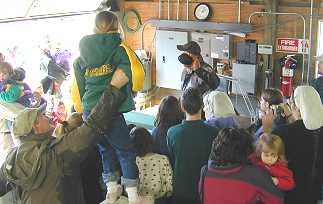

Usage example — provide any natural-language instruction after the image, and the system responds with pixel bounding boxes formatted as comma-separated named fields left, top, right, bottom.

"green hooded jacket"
left=0, top=86, right=125, bottom=204
left=74, top=32, right=135, bottom=113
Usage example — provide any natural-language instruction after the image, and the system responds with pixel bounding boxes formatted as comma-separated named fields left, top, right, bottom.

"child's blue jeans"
left=84, top=112, right=138, bottom=188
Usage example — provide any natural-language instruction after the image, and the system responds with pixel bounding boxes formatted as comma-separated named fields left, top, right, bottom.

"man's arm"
left=54, top=69, right=128, bottom=162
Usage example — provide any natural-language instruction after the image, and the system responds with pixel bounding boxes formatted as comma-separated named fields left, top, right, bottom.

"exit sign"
left=276, top=38, right=309, bottom=54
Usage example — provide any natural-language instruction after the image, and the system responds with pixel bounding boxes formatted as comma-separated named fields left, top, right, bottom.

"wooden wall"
left=123, top=0, right=322, bottom=90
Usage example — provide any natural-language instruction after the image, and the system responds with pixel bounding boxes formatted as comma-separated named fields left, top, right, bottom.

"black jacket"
left=273, top=120, right=323, bottom=204
left=181, top=62, right=219, bottom=95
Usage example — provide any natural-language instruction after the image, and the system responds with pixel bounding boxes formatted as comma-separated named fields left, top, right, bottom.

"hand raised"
left=110, top=69, right=129, bottom=89
left=287, top=99, right=301, bottom=121
left=262, top=109, right=275, bottom=133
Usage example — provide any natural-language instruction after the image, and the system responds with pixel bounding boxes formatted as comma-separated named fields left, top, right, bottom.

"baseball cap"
left=177, top=41, right=201, bottom=56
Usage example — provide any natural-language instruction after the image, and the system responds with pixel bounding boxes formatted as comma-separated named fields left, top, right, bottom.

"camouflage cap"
left=13, top=108, right=41, bottom=137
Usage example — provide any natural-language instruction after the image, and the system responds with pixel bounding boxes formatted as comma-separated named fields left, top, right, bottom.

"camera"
left=178, top=53, right=193, bottom=66
left=270, top=104, right=288, bottom=124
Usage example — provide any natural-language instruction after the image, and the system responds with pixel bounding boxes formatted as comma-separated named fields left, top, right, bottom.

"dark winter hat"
left=177, top=41, right=201, bottom=56
left=12, top=67, right=26, bottom=81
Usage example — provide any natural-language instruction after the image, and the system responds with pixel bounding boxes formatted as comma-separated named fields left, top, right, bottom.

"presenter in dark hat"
left=177, top=41, right=219, bottom=96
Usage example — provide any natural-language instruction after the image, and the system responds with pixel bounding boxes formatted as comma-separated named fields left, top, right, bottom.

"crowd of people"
left=0, top=10, right=320, bottom=204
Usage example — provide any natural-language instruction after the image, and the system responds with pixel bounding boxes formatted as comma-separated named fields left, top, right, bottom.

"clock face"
left=194, top=3, right=211, bottom=21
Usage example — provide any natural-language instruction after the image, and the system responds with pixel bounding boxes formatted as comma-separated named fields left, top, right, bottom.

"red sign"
left=276, top=38, right=309, bottom=54
left=276, top=38, right=299, bottom=53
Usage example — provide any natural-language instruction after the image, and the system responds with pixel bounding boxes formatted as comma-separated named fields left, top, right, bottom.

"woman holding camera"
left=254, top=88, right=292, bottom=139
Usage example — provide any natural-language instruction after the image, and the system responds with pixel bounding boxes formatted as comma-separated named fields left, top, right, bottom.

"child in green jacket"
left=0, top=62, right=20, bottom=102
left=0, top=63, right=37, bottom=107
left=74, top=11, right=139, bottom=204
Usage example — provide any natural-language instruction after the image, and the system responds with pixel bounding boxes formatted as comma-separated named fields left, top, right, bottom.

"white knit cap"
left=294, top=86, right=323, bottom=130
left=203, top=91, right=235, bottom=118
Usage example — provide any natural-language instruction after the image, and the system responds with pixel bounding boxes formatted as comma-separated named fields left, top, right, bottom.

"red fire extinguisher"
left=280, top=55, right=297, bottom=97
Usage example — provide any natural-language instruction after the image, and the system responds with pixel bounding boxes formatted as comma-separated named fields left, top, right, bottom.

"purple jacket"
left=205, top=116, right=239, bottom=130
left=0, top=80, right=45, bottom=108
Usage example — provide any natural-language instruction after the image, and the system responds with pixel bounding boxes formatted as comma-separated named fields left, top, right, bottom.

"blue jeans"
left=84, top=112, right=138, bottom=187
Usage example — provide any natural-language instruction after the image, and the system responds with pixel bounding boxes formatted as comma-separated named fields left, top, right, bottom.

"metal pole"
left=307, top=0, right=314, bottom=84
left=168, top=0, right=170, bottom=20
left=238, top=0, right=241, bottom=23
left=186, top=0, right=189, bottom=21
left=176, top=0, right=180, bottom=20
left=141, top=21, right=149, bottom=49
left=248, top=11, right=306, bottom=83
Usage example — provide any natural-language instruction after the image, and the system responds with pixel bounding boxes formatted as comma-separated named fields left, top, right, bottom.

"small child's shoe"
left=126, top=187, right=140, bottom=204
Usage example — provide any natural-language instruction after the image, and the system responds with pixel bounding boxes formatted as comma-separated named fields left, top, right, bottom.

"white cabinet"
left=232, top=63, right=257, bottom=95
left=156, top=30, right=188, bottom=90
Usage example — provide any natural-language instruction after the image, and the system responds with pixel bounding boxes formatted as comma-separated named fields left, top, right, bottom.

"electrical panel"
left=237, top=41, right=258, bottom=64
left=210, top=34, right=231, bottom=60
left=191, top=32, right=214, bottom=66
left=156, top=30, right=188, bottom=90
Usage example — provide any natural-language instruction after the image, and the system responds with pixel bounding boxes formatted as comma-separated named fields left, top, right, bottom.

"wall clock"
left=194, top=3, right=212, bottom=21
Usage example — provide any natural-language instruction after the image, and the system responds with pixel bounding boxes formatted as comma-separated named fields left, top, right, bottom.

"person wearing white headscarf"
left=203, top=91, right=239, bottom=129
left=271, top=86, right=323, bottom=204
